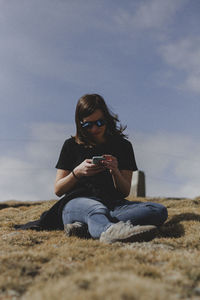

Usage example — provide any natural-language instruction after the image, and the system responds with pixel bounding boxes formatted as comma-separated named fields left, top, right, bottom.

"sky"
left=0, top=0, right=200, bottom=201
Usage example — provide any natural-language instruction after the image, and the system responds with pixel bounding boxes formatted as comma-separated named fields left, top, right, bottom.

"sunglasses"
left=80, top=118, right=106, bottom=129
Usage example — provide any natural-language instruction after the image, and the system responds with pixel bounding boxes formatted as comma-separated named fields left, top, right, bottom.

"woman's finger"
left=85, top=159, right=92, bottom=163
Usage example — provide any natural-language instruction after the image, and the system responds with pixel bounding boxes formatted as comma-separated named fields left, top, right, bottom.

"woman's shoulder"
left=62, top=136, right=86, bottom=149
left=110, top=135, right=132, bottom=147
left=62, top=136, right=76, bottom=148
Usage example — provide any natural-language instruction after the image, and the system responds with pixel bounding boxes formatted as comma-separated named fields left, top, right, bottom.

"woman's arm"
left=54, top=159, right=105, bottom=197
left=111, top=169, right=133, bottom=197
left=54, top=169, right=77, bottom=197
left=102, top=155, right=133, bottom=197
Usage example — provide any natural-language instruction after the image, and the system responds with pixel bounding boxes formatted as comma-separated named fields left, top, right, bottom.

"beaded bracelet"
left=72, top=170, right=79, bottom=180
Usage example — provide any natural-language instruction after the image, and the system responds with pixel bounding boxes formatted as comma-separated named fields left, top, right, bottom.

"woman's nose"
left=90, top=125, right=99, bottom=132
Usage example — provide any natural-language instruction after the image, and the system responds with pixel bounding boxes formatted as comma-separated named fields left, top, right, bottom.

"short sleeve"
left=117, top=139, right=138, bottom=171
left=55, top=139, right=74, bottom=171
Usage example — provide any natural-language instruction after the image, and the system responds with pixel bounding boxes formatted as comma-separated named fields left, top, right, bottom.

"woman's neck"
left=93, top=134, right=107, bottom=144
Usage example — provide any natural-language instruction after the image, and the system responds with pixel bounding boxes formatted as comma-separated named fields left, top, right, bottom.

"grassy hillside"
left=0, top=196, right=200, bottom=300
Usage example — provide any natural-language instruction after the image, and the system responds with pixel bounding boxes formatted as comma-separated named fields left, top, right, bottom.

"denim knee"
left=87, top=203, right=109, bottom=218
left=156, top=204, right=168, bottom=225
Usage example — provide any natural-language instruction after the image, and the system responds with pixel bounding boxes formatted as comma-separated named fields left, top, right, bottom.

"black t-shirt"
left=14, top=136, right=138, bottom=231
left=56, top=136, right=137, bottom=208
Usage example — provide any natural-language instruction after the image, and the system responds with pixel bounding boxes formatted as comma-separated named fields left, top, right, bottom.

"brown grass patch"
left=0, top=197, right=200, bottom=299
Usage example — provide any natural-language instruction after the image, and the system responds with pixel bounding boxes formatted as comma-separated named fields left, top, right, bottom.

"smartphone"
left=92, top=156, right=106, bottom=164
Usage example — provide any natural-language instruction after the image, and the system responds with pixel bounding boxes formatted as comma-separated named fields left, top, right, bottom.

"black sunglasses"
left=80, top=119, right=106, bottom=129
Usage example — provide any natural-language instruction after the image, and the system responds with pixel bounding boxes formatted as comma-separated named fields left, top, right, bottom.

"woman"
left=54, top=94, right=168, bottom=243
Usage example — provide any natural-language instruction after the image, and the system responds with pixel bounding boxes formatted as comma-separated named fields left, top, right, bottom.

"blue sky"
left=0, top=0, right=200, bottom=201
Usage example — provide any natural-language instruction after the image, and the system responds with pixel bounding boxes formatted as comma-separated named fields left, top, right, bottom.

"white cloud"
left=26, top=122, right=75, bottom=165
left=111, top=0, right=200, bottom=96
left=160, top=37, right=200, bottom=93
left=0, top=124, right=200, bottom=201
left=0, top=1, right=199, bottom=201
left=113, top=0, right=186, bottom=32
left=130, top=131, right=200, bottom=198
left=185, top=75, right=200, bottom=93
left=0, top=0, right=112, bottom=91
left=0, top=123, right=74, bottom=201
left=0, top=156, right=55, bottom=201
left=132, top=0, right=185, bottom=30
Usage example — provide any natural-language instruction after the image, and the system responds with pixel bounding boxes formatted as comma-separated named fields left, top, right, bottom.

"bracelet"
left=72, top=170, right=80, bottom=180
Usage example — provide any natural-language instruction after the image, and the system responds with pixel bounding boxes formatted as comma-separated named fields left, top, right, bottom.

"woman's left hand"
left=102, top=154, right=131, bottom=197
left=102, top=155, right=119, bottom=175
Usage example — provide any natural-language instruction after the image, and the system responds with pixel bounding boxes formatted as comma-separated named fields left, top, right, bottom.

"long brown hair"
left=74, top=94, right=127, bottom=146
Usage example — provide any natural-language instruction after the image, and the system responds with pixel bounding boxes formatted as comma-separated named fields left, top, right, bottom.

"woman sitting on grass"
left=54, top=94, right=168, bottom=243
left=15, top=94, right=167, bottom=243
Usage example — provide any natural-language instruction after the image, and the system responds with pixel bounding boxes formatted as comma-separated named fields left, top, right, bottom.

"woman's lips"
left=93, top=131, right=101, bottom=135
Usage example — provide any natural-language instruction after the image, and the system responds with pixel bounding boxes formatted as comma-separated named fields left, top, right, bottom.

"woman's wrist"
left=72, top=170, right=80, bottom=180
left=110, top=167, right=120, bottom=176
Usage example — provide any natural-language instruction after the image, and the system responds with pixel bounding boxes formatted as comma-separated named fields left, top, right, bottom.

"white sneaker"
left=100, top=221, right=157, bottom=244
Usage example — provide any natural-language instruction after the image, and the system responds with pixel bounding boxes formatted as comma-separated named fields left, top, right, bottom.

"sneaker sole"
left=118, top=226, right=158, bottom=243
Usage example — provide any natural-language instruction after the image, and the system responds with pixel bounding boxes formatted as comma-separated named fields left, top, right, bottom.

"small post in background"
left=129, top=170, right=146, bottom=197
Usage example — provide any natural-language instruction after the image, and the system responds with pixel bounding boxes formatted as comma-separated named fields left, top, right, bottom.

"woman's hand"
left=55, top=159, right=104, bottom=197
left=101, top=154, right=132, bottom=197
left=102, top=155, right=120, bottom=175
left=74, top=159, right=105, bottom=178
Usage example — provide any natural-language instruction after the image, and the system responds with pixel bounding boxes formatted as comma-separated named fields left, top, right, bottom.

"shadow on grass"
left=158, top=213, right=200, bottom=238
left=0, top=202, right=45, bottom=210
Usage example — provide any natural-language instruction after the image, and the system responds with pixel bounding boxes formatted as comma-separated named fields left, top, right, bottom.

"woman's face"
left=82, top=109, right=106, bottom=143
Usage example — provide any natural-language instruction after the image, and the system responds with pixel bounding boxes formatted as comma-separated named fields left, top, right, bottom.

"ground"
left=0, top=196, right=200, bottom=300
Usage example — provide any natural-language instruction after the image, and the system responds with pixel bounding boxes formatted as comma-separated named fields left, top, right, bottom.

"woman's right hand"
left=74, top=159, right=105, bottom=178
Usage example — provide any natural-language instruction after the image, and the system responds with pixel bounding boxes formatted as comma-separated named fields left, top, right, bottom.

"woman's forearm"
left=102, top=155, right=132, bottom=197
left=111, top=170, right=132, bottom=197
left=55, top=171, right=79, bottom=197
left=55, top=160, right=105, bottom=197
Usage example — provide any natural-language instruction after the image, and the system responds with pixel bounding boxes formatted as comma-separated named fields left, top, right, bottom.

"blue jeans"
left=62, top=198, right=168, bottom=239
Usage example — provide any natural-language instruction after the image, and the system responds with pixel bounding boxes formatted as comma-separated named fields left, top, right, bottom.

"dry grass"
left=0, top=196, right=200, bottom=300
